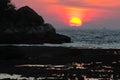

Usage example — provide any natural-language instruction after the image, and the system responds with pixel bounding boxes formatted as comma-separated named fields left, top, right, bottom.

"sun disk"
left=70, top=17, right=82, bottom=27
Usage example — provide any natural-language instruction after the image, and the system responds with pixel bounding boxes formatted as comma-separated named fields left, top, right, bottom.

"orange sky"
left=12, top=0, right=120, bottom=29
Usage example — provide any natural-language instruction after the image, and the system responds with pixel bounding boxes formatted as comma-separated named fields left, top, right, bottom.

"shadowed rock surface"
left=0, top=5, right=71, bottom=44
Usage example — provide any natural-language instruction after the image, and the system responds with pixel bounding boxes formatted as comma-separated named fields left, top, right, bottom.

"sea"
left=56, top=28, right=120, bottom=49
left=33, top=28, right=120, bottom=49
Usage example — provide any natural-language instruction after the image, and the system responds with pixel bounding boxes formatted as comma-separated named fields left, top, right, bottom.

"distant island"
left=0, top=0, right=71, bottom=44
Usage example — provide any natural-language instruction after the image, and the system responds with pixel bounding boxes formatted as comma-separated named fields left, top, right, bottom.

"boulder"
left=43, top=33, right=71, bottom=43
left=17, top=6, right=44, bottom=25
left=43, top=23, right=56, bottom=34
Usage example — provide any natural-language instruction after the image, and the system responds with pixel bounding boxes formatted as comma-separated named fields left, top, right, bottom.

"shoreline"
left=0, top=43, right=120, bottom=49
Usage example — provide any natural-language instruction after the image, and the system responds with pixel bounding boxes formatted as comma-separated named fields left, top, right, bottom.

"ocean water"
left=56, top=29, right=120, bottom=49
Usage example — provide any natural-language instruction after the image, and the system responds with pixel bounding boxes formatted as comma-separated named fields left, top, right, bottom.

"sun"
left=70, top=17, right=82, bottom=27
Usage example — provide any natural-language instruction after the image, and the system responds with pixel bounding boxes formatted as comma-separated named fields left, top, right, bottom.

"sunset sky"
left=12, top=0, right=120, bottom=29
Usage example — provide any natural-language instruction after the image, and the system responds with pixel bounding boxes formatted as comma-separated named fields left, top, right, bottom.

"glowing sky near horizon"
left=12, top=0, right=120, bottom=29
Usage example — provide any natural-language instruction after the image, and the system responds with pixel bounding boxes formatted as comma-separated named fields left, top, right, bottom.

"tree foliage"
left=0, top=0, right=15, bottom=12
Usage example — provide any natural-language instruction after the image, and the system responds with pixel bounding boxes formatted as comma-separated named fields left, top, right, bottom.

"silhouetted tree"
left=0, top=0, right=15, bottom=12
left=0, top=0, right=15, bottom=33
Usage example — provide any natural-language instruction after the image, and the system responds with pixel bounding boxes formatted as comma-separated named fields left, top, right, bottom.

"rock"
left=17, top=6, right=44, bottom=25
left=0, top=5, right=71, bottom=44
left=44, top=34, right=71, bottom=43
left=43, top=23, right=56, bottom=34
left=56, top=34, right=71, bottom=43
